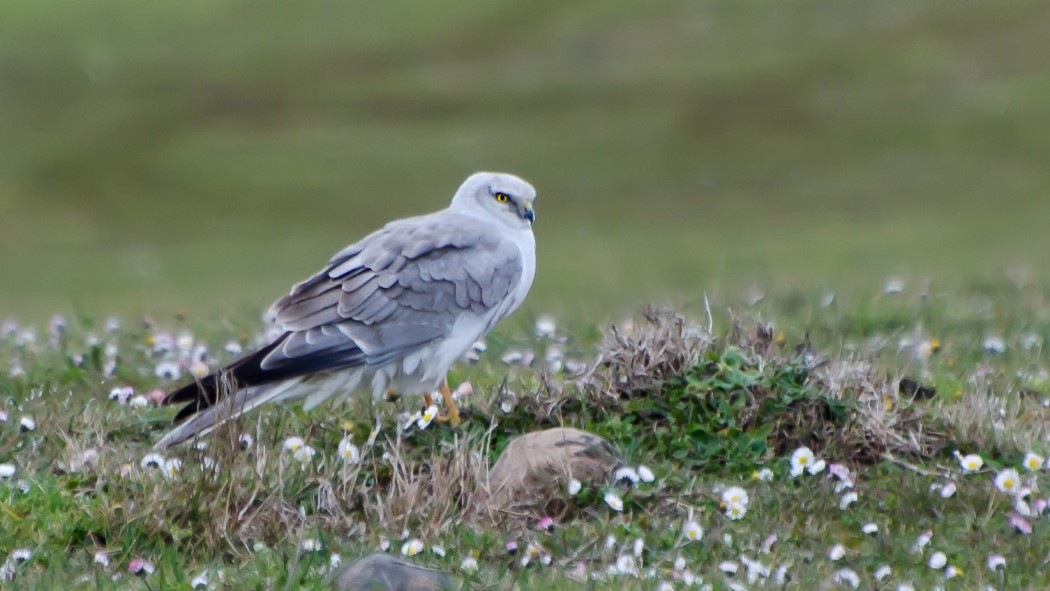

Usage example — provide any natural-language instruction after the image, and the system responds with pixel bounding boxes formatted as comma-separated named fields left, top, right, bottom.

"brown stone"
left=479, top=427, right=622, bottom=518
left=330, top=553, right=455, bottom=591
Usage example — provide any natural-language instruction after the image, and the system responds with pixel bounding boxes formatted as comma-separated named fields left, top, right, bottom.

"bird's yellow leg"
left=435, top=382, right=461, bottom=426
left=422, top=391, right=434, bottom=407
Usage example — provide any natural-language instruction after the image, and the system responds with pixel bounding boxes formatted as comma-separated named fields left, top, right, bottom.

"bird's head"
left=450, top=171, right=536, bottom=229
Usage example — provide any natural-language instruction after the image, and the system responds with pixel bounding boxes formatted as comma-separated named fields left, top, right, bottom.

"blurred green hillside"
left=2, top=0, right=1050, bottom=321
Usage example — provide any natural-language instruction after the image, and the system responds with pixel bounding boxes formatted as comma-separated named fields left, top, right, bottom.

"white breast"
left=507, top=228, right=536, bottom=316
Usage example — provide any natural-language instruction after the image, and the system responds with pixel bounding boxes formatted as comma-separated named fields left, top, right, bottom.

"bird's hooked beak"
left=522, top=200, right=535, bottom=225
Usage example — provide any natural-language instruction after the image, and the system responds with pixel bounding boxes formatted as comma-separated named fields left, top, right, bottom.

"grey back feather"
left=265, top=210, right=523, bottom=372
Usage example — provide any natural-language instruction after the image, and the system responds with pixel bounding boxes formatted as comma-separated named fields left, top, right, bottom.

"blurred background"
left=2, top=0, right=1049, bottom=323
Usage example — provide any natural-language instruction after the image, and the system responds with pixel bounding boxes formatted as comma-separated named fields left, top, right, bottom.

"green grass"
left=4, top=285, right=1050, bottom=588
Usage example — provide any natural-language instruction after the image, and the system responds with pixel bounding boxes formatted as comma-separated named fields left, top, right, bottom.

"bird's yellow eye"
left=495, top=192, right=509, bottom=203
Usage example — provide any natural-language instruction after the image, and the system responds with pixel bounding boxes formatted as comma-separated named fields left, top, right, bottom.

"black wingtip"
left=160, top=335, right=288, bottom=423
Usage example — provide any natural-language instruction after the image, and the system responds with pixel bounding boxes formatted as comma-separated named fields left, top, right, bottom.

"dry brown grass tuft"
left=371, top=432, right=488, bottom=537
left=588, top=307, right=713, bottom=398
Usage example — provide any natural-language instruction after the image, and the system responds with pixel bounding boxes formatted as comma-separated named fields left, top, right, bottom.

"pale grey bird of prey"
left=155, top=172, right=537, bottom=448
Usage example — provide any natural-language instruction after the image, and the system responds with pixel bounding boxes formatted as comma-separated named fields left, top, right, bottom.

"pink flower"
left=148, top=389, right=167, bottom=405
left=1009, top=513, right=1033, bottom=535
left=828, top=464, right=852, bottom=482
left=536, top=516, right=555, bottom=531
left=128, top=558, right=155, bottom=576
left=505, top=540, right=518, bottom=554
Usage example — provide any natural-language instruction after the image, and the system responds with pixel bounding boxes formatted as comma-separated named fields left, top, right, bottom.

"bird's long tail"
left=153, top=378, right=302, bottom=449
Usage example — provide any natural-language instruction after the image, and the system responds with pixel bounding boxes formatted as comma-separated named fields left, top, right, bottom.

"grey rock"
left=330, top=553, right=456, bottom=591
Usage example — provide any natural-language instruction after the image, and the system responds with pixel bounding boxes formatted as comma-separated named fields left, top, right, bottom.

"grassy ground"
left=3, top=282, right=1050, bottom=588
left=4, top=1, right=1050, bottom=588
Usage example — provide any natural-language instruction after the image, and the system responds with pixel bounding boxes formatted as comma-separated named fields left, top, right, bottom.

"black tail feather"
left=164, top=335, right=290, bottom=423
left=163, top=331, right=370, bottom=424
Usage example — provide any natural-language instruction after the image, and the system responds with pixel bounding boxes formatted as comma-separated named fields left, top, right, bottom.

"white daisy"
left=18, top=416, right=35, bottom=432
left=928, top=551, right=947, bottom=569
left=683, top=520, right=703, bottom=542
left=718, top=561, right=738, bottom=575
left=632, top=538, right=644, bottom=557
left=724, top=501, right=747, bottom=520
left=337, top=438, right=360, bottom=464
left=161, top=458, right=182, bottom=480
left=93, top=551, right=110, bottom=567
left=873, top=565, right=891, bottom=581
left=190, top=573, right=208, bottom=589
left=460, top=556, right=479, bottom=573
left=282, top=436, right=306, bottom=453
left=983, top=336, right=1006, bottom=353
left=238, top=433, right=254, bottom=449
left=140, top=453, right=165, bottom=470
left=534, top=315, right=557, bottom=338
left=637, top=465, right=655, bottom=483
left=754, top=468, right=774, bottom=481
left=721, top=486, right=749, bottom=507
left=417, top=405, right=439, bottom=430
left=614, top=466, right=641, bottom=485
left=912, top=530, right=933, bottom=553
left=0, top=464, right=15, bottom=480
left=955, top=451, right=983, bottom=472
left=994, top=468, right=1021, bottom=494
left=129, top=396, right=149, bottom=409
left=293, top=445, right=316, bottom=463
left=154, top=360, right=181, bottom=380
left=604, top=491, right=624, bottom=511
left=301, top=538, right=321, bottom=552
left=986, top=555, right=1006, bottom=571
left=861, top=523, right=878, bottom=535
left=186, top=360, right=207, bottom=379
left=401, top=539, right=424, bottom=556
left=790, top=446, right=815, bottom=477
left=828, top=544, right=845, bottom=561
left=109, top=387, right=134, bottom=404
left=884, top=279, right=904, bottom=294
left=567, top=478, right=582, bottom=496
left=839, top=492, right=858, bottom=510
left=1023, top=451, right=1044, bottom=471
left=833, top=568, right=860, bottom=589
left=807, top=458, right=826, bottom=475
left=615, top=554, right=637, bottom=576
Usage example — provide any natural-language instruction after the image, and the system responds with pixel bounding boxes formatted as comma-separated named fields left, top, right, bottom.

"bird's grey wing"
left=265, top=211, right=524, bottom=373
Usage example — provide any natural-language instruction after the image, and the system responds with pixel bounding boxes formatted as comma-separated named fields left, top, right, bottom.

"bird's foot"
left=434, top=383, right=461, bottom=427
